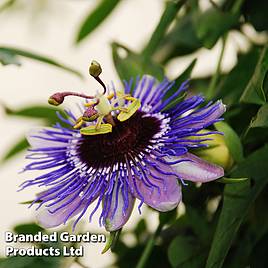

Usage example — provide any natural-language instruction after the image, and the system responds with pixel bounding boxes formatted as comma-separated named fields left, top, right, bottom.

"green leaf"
left=3, top=105, right=60, bottom=122
left=168, top=236, right=199, bottom=267
left=206, top=144, right=268, bottom=268
left=186, top=206, right=210, bottom=243
left=75, top=0, right=121, bottom=43
left=0, top=49, right=21, bottom=66
left=142, top=0, right=187, bottom=59
left=173, top=58, right=196, bottom=88
left=0, top=0, right=17, bottom=13
left=240, top=46, right=268, bottom=105
left=250, top=231, right=268, bottom=267
left=159, top=209, right=177, bottom=226
left=163, top=58, right=196, bottom=101
left=217, top=47, right=259, bottom=105
left=193, top=8, right=238, bottom=49
left=0, top=256, right=62, bottom=268
left=157, top=14, right=202, bottom=63
left=214, top=121, right=244, bottom=163
left=162, top=92, right=187, bottom=112
left=0, top=47, right=83, bottom=78
left=242, top=0, right=268, bottom=32
left=1, top=137, right=29, bottom=162
left=112, top=42, right=164, bottom=90
left=223, top=193, right=268, bottom=268
left=134, top=219, right=147, bottom=243
left=191, top=76, right=211, bottom=95
left=13, top=223, right=44, bottom=235
left=249, top=103, right=268, bottom=128
left=0, top=256, right=35, bottom=268
left=1, top=105, right=66, bottom=162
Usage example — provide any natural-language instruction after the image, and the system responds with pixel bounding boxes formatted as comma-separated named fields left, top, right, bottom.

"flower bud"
left=82, top=106, right=99, bottom=122
left=194, top=130, right=233, bottom=170
left=48, top=93, right=64, bottom=106
left=89, top=60, right=102, bottom=77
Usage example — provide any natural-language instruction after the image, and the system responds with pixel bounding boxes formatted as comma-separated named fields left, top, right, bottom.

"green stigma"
left=89, top=60, right=102, bottom=78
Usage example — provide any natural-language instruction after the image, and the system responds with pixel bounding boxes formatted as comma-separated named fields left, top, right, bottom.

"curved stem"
left=207, top=34, right=227, bottom=100
left=136, top=223, right=163, bottom=268
left=93, top=76, right=107, bottom=95
left=61, top=91, right=95, bottom=99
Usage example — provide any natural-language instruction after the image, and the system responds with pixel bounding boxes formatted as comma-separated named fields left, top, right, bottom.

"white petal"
left=104, top=184, right=135, bottom=232
left=130, top=158, right=182, bottom=212
left=27, top=127, right=66, bottom=148
left=36, top=196, right=85, bottom=228
left=170, top=153, right=224, bottom=182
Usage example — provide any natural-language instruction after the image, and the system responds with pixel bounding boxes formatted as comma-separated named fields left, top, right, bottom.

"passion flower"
left=21, top=61, right=225, bottom=232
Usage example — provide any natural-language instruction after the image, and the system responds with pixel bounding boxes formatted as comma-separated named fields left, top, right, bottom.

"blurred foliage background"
left=0, top=0, right=268, bottom=267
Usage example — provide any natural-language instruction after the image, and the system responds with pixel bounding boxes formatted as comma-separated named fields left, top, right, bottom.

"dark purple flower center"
left=77, top=111, right=162, bottom=168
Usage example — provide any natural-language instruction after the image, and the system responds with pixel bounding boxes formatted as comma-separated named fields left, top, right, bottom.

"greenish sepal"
left=101, top=229, right=122, bottom=254
left=217, top=177, right=249, bottom=184
left=80, top=123, right=112, bottom=135
left=117, top=99, right=141, bottom=122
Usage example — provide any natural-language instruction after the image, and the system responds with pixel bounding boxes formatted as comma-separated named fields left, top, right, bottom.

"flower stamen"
left=48, top=60, right=142, bottom=135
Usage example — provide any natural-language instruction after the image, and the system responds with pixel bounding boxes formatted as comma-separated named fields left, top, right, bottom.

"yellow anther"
left=117, top=99, right=141, bottom=122
left=124, top=96, right=136, bottom=102
left=73, top=117, right=84, bottom=129
left=118, top=107, right=129, bottom=112
left=107, top=92, right=115, bottom=100
left=84, top=102, right=96, bottom=107
left=80, top=124, right=112, bottom=135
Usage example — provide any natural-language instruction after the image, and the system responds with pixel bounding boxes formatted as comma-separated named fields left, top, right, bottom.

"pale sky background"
left=0, top=0, right=252, bottom=267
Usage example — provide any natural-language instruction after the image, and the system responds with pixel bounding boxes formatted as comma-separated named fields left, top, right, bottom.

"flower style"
left=21, top=61, right=225, bottom=232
